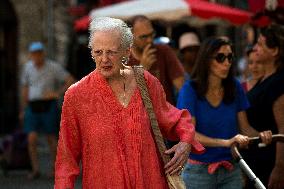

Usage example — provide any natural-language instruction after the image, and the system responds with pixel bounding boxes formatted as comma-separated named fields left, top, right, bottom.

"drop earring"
left=121, top=57, right=128, bottom=65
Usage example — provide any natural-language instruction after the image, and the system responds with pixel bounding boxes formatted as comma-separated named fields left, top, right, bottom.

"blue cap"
left=29, top=42, right=44, bottom=52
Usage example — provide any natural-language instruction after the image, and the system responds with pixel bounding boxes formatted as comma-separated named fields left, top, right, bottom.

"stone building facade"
left=0, top=0, right=73, bottom=133
left=11, top=0, right=73, bottom=66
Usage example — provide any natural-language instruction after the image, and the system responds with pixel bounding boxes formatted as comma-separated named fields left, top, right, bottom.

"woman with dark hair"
left=245, top=24, right=284, bottom=189
left=241, top=46, right=265, bottom=92
left=177, top=36, right=272, bottom=189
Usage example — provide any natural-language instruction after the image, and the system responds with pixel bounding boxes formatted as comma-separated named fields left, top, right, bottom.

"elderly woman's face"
left=91, top=30, right=128, bottom=79
left=209, top=44, right=233, bottom=80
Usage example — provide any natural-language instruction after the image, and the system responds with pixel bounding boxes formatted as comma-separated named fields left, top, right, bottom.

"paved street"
left=0, top=135, right=82, bottom=189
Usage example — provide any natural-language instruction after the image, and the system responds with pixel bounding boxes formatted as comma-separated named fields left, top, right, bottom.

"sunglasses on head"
left=212, top=53, right=234, bottom=64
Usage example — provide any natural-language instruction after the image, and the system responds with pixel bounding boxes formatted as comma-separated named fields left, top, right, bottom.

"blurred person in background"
left=178, top=32, right=200, bottom=78
left=55, top=17, right=204, bottom=189
left=245, top=24, right=284, bottom=189
left=241, top=45, right=265, bottom=92
left=177, top=36, right=272, bottom=189
left=20, top=42, right=74, bottom=179
left=236, top=25, right=256, bottom=83
left=127, top=15, right=185, bottom=105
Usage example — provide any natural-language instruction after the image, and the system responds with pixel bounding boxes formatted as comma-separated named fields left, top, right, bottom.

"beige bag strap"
left=133, top=66, right=185, bottom=189
left=133, top=66, right=171, bottom=164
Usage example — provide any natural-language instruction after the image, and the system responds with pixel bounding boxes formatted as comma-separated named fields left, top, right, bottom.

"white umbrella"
left=91, top=0, right=190, bottom=21
left=90, top=0, right=252, bottom=23
left=74, top=0, right=252, bottom=31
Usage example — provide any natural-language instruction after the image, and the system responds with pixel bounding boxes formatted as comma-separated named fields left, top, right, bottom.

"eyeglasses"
left=212, top=53, right=234, bottom=64
left=92, top=49, right=120, bottom=58
left=138, top=31, right=156, bottom=41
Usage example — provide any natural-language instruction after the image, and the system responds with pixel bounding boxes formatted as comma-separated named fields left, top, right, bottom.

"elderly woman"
left=54, top=17, right=203, bottom=189
left=177, top=37, right=272, bottom=189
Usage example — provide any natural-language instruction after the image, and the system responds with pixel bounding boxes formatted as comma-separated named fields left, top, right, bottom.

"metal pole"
left=239, top=159, right=266, bottom=189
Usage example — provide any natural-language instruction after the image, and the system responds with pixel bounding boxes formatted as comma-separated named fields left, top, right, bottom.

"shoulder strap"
left=133, top=66, right=171, bottom=165
left=133, top=66, right=186, bottom=189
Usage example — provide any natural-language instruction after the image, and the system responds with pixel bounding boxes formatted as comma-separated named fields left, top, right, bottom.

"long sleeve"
left=55, top=90, right=81, bottom=189
left=145, top=71, right=204, bottom=153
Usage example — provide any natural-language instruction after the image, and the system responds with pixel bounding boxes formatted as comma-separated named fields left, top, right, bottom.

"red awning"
left=248, top=0, right=284, bottom=13
left=74, top=0, right=253, bottom=32
left=186, top=0, right=252, bottom=25
left=248, top=0, right=284, bottom=26
left=74, top=15, right=90, bottom=32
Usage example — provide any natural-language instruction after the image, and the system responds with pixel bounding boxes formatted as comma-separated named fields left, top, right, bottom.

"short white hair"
left=88, top=17, right=133, bottom=50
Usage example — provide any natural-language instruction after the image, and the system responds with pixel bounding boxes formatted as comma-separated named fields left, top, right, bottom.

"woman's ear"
left=271, top=46, right=279, bottom=58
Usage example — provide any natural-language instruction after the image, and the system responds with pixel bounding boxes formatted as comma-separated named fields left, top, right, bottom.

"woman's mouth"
left=102, top=65, right=112, bottom=71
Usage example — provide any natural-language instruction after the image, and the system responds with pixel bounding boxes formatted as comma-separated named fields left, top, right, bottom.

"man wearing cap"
left=127, top=15, right=185, bottom=105
left=178, top=32, right=200, bottom=77
left=20, top=41, right=74, bottom=179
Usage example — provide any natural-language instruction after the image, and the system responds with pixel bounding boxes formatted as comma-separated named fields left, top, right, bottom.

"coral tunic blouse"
left=55, top=70, right=203, bottom=189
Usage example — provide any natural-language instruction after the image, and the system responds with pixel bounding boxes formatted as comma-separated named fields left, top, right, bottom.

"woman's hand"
left=164, top=142, right=191, bottom=175
left=259, top=130, right=272, bottom=145
left=227, top=134, right=249, bottom=148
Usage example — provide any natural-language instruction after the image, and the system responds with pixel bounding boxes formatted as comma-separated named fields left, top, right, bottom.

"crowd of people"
left=3, top=14, right=282, bottom=189
left=55, top=16, right=284, bottom=189
left=177, top=36, right=272, bottom=189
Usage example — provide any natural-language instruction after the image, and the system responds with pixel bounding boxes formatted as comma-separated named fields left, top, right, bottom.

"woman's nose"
left=223, top=58, right=232, bottom=66
left=101, top=52, right=109, bottom=62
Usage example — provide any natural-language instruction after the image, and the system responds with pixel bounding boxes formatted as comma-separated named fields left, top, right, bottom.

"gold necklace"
left=120, top=68, right=127, bottom=107
left=121, top=81, right=127, bottom=107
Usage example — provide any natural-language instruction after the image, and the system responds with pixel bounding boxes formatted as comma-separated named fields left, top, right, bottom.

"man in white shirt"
left=20, top=42, right=74, bottom=179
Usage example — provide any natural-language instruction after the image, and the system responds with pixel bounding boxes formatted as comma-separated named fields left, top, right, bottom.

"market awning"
left=74, top=0, right=253, bottom=32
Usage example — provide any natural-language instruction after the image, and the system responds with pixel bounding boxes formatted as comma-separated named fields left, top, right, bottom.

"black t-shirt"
left=247, top=69, right=284, bottom=133
left=243, top=69, right=284, bottom=187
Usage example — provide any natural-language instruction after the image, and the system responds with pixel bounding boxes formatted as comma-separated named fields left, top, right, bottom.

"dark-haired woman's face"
left=254, top=34, right=275, bottom=63
left=209, top=45, right=232, bottom=80
left=248, top=51, right=264, bottom=80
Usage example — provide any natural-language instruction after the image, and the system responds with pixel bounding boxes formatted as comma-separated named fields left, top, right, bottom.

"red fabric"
left=248, top=0, right=284, bottom=13
left=74, top=15, right=90, bottom=32
left=100, top=0, right=128, bottom=6
left=186, top=0, right=252, bottom=25
left=248, top=0, right=266, bottom=13
left=247, top=0, right=284, bottom=27
left=188, top=159, right=234, bottom=174
left=128, top=44, right=185, bottom=105
left=251, top=16, right=271, bottom=27
left=68, top=5, right=87, bottom=17
left=208, top=161, right=233, bottom=174
left=55, top=70, right=204, bottom=189
left=74, top=0, right=128, bottom=32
